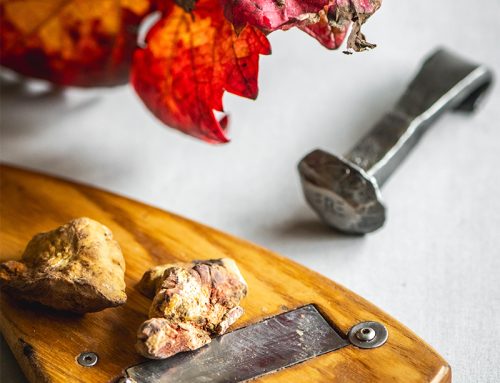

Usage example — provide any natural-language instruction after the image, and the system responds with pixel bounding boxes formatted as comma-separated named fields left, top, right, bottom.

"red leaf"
left=0, top=0, right=153, bottom=87
left=131, top=0, right=271, bottom=143
left=223, top=0, right=381, bottom=51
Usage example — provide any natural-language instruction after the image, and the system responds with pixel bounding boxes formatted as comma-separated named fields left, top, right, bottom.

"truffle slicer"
left=0, top=165, right=450, bottom=383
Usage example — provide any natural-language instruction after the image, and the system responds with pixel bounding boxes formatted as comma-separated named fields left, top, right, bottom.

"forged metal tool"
left=298, top=48, right=493, bottom=234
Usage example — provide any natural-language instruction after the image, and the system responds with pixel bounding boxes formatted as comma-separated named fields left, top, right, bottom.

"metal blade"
left=123, top=305, right=348, bottom=383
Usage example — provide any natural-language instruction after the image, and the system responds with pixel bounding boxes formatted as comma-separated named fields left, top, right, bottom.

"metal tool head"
left=298, top=48, right=493, bottom=235
left=298, top=149, right=385, bottom=234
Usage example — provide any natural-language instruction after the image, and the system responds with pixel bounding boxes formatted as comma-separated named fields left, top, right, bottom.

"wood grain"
left=0, top=165, right=451, bottom=383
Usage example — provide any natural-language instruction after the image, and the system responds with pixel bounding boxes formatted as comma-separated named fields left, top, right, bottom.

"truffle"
left=136, top=258, right=247, bottom=359
left=0, top=217, right=127, bottom=313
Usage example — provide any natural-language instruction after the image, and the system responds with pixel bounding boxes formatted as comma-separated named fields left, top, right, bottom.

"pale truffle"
left=0, top=217, right=127, bottom=313
left=136, top=258, right=247, bottom=359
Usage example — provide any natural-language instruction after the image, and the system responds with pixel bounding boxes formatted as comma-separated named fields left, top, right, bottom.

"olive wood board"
left=0, top=165, right=451, bottom=382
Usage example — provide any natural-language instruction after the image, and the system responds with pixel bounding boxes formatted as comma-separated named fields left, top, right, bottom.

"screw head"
left=77, top=352, right=98, bottom=367
left=348, top=321, right=388, bottom=349
left=355, top=327, right=376, bottom=342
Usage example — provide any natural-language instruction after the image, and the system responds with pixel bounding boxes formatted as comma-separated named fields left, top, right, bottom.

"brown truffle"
left=136, top=258, right=247, bottom=359
left=0, top=217, right=127, bottom=313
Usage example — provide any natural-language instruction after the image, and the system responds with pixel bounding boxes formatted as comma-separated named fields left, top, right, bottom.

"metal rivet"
left=77, top=352, right=98, bottom=367
left=348, top=321, right=388, bottom=349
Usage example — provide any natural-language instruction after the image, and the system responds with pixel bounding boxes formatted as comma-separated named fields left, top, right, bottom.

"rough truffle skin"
left=136, top=258, right=247, bottom=359
left=0, top=217, right=127, bottom=313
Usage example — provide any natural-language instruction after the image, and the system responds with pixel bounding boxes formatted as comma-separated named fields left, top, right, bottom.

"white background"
left=1, top=0, right=499, bottom=381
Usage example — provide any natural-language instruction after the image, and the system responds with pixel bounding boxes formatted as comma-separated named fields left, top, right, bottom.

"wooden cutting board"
left=0, top=165, right=451, bottom=383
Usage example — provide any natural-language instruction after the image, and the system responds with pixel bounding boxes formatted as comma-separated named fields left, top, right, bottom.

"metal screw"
left=348, top=321, right=388, bottom=349
left=298, top=48, right=493, bottom=234
left=355, top=327, right=376, bottom=342
left=77, top=352, right=98, bottom=367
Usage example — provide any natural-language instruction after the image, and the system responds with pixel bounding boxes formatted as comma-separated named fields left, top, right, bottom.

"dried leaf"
left=223, top=0, right=381, bottom=51
left=0, top=0, right=153, bottom=86
left=131, top=0, right=271, bottom=143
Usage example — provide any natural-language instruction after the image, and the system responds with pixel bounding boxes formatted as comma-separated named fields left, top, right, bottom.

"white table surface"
left=1, top=0, right=499, bottom=381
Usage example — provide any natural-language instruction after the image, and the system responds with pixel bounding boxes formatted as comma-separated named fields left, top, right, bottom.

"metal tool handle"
left=346, top=49, right=493, bottom=187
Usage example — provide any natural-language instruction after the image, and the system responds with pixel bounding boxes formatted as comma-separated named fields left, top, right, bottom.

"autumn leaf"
left=0, top=0, right=382, bottom=143
left=131, top=0, right=271, bottom=143
left=0, top=0, right=153, bottom=86
left=222, top=0, right=381, bottom=51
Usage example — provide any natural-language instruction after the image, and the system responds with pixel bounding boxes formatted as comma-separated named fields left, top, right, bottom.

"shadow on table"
left=248, top=203, right=368, bottom=260
left=0, top=73, right=100, bottom=138
left=0, top=73, right=136, bottom=186
left=276, top=217, right=362, bottom=240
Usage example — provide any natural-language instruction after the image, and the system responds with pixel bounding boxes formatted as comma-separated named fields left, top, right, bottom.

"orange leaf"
left=131, top=0, right=271, bottom=143
left=0, top=0, right=152, bottom=86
